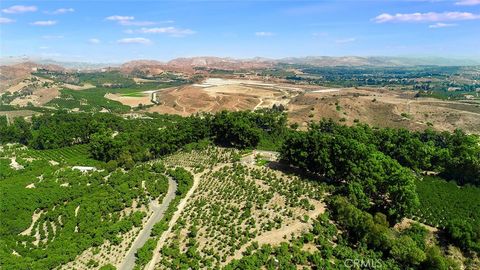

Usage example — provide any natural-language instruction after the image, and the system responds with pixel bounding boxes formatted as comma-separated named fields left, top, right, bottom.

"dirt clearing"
left=147, top=78, right=301, bottom=115
left=288, top=87, right=480, bottom=134
left=105, top=92, right=153, bottom=107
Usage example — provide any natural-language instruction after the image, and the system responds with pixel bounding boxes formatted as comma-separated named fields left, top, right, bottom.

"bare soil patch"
left=288, top=87, right=480, bottom=134
left=20, top=210, right=44, bottom=236
left=10, top=87, right=60, bottom=106
left=133, top=77, right=157, bottom=83
left=105, top=93, right=153, bottom=107
left=62, top=83, right=95, bottom=91
left=147, top=78, right=301, bottom=115
left=4, top=81, right=29, bottom=94
left=0, top=110, right=42, bottom=120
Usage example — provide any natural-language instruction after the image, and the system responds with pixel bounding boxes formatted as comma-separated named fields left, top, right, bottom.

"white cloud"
left=255, top=32, right=275, bottom=37
left=47, top=8, right=75, bottom=15
left=117, top=37, right=152, bottom=45
left=455, top=0, right=480, bottom=6
left=0, top=17, right=15, bottom=24
left=105, top=15, right=157, bottom=26
left=2, top=5, right=37, bottom=14
left=39, top=46, right=49, bottom=50
left=135, top=27, right=195, bottom=37
left=106, top=15, right=134, bottom=21
left=429, top=22, right=457, bottom=28
left=373, top=12, right=480, bottom=23
left=335, top=38, right=356, bottom=44
left=88, top=38, right=101, bottom=44
left=106, top=15, right=174, bottom=27
left=31, top=20, right=57, bottom=26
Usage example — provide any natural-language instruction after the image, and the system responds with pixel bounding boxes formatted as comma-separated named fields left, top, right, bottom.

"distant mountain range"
left=117, top=56, right=480, bottom=74
left=277, top=56, right=480, bottom=67
left=1, top=56, right=479, bottom=72
left=0, top=56, right=118, bottom=70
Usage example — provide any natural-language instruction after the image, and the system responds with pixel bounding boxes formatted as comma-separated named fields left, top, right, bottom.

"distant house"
left=151, top=92, right=159, bottom=104
left=102, top=83, right=122, bottom=88
left=72, top=166, right=96, bottom=173
left=447, top=87, right=461, bottom=92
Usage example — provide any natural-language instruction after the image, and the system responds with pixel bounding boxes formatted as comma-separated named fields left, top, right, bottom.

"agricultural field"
left=0, top=110, right=43, bottom=123
left=413, top=176, right=480, bottom=229
left=223, top=212, right=394, bottom=269
left=135, top=76, right=480, bottom=135
left=23, top=144, right=100, bottom=166
left=153, top=149, right=326, bottom=269
left=161, top=145, right=239, bottom=173
left=0, top=144, right=170, bottom=270
left=1, top=108, right=479, bottom=270
left=1, top=69, right=480, bottom=270
left=3, top=66, right=480, bottom=135
left=0, top=143, right=99, bottom=166
left=2, top=0, right=480, bottom=267
left=277, top=65, right=480, bottom=97
left=31, top=70, right=189, bottom=112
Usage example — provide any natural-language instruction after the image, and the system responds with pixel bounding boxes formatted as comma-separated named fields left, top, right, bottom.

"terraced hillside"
left=0, top=144, right=170, bottom=270
left=152, top=150, right=326, bottom=269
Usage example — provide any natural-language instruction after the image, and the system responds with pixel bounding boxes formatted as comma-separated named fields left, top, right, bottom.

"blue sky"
left=1, top=0, right=479, bottom=62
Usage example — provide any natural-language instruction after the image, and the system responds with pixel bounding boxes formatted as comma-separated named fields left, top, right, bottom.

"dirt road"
left=253, top=98, right=264, bottom=111
left=118, top=177, right=177, bottom=270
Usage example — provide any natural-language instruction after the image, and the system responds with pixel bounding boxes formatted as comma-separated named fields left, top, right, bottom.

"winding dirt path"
left=253, top=98, right=264, bottom=111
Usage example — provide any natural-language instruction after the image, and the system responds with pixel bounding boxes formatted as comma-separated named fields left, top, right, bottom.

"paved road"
left=144, top=170, right=200, bottom=270
left=145, top=165, right=225, bottom=270
left=119, top=177, right=177, bottom=270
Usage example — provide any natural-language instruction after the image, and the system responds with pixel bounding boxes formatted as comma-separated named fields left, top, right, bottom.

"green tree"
left=390, top=235, right=426, bottom=266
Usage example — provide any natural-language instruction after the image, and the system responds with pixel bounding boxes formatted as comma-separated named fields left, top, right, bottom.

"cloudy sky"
left=0, top=0, right=479, bottom=62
